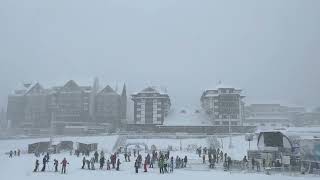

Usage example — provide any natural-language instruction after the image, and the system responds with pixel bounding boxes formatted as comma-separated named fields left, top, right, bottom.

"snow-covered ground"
left=0, top=135, right=318, bottom=180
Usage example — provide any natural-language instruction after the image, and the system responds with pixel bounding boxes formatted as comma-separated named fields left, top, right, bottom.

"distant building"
left=132, top=87, right=171, bottom=125
left=6, top=80, right=127, bottom=134
left=293, top=112, right=320, bottom=127
left=244, top=104, right=306, bottom=129
left=95, top=85, right=126, bottom=129
left=200, top=83, right=245, bottom=126
left=49, top=80, right=92, bottom=134
left=7, top=83, right=50, bottom=129
left=0, top=108, right=6, bottom=128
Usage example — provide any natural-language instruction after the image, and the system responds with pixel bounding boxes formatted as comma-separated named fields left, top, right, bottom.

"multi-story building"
left=244, top=104, right=306, bottom=130
left=6, top=80, right=127, bottom=134
left=95, top=84, right=127, bottom=129
left=0, top=107, right=6, bottom=129
left=7, top=83, right=50, bottom=129
left=49, top=80, right=92, bottom=134
left=132, top=87, right=171, bottom=125
left=292, top=112, right=320, bottom=127
left=200, top=83, right=245, bottom=126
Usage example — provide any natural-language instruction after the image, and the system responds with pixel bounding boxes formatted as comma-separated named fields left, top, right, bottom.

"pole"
left=229, top=115, right=233, bottom=149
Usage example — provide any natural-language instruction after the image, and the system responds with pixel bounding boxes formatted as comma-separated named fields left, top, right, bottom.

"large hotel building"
left=200, top=83, right=245, bottom=126
left=132, top=87, right=171, bottom=125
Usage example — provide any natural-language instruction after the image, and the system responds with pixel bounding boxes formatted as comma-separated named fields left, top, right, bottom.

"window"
left=222, top=121, right=229, bottom=125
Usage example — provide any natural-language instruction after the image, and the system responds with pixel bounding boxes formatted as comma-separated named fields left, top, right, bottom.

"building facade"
left=200, top=84, right=245, bottom=126
left=95, top=85, right=126, bottom=129
left=132, top=87, right=171, bottom=125
left=292, top=112, right=320, bottom=127
left=6, top=80, right=127, bottom=134
left=244, top=104, right=306, bottom=130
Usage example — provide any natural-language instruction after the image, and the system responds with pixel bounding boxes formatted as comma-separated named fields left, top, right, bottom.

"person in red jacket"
left=61, top=158, right=69, bottom=174
left=144, top=159, right=148, bottom=172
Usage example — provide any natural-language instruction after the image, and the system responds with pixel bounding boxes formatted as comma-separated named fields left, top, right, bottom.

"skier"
left=116, top=159, right=121, bottom=171
left=243, top=156, right=248, bottom=169
left=106, top=160, right=111, bottom=170
left=227, top=156, right=232, bottom=171
left=134, top=160, right=139, bottom=173
left=9, top=150, right=13, bottom=158
left=159, top=157, right=164, bottom=174
left=90, top=157, right=95, bottom=170
left=82, top=157, right=86, bottom=169
left=54, top=159, right=59, bottom=172
left=184, top=156, right=188, bottom=168
left=86, top=159, right=91, bottom=170
left=170, top=157, right=174, bottom=173
left=144, top=159, right=148, bottom=172
left=41, top=155, right=48, bottom=172
left=94, top=151, right=99, bottom=163
left=33, top=159, right=39, bottom=172
left=61, top=158, right=69, bottom=174
left=99, top=156, right=105, bottom=169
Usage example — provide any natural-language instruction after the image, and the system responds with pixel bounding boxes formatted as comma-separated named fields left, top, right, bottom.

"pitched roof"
left=25, top=83, right=45, bottom=95
left=99, top=85, right=118, bottom=95
left=60, top=80, right=82, bottom=92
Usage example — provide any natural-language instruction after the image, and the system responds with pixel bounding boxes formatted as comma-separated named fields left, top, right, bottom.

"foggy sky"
left=0, top=0, right=320, bottom=110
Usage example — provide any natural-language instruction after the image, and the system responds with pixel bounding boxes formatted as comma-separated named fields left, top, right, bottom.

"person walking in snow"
left=33, top=159, right=39, bottom=172
left=106, top=159, right=111, bottom=170
left=17, top=149, right=20, bottom=156
left=94, top=151, right=99, bottom=163
left=184, top=156, right=188, bottom=168
left=203, top=154, right=206, bottom=164
left=99, top=156, right=105, bottom=169
left=41, top=155, right=48, bottom=172
left=9, top=150, right=13, bottom=158
left=135, top=160, right=139, bottom=173
left=54, top=159, right=59, bottom=172
left=116, top=159, right=121, bottom=171
left=144, top=159, right=148, bottom=172
left=90, top=157, right=95, bottom=170
left=61, top=158, right=69, bottom=174
left=159, top=157, right=164, bottom=174
left=86, top=159, right=91, bottom=170
left=82, top=157, right=86, bottom=169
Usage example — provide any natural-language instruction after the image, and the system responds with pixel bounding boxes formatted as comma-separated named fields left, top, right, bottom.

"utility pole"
left=228, top=114, right=233, bottom=149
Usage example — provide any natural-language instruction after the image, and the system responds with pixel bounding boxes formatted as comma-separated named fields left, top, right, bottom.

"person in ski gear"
left=33, top=159, right=39, bottom=172
left=184, top=156, right=188, bottom=168
left=116, top=159, right=121, bottom=171
left=90, top=157, right=95, bottom=170
left=94, top=151, right=99, bottom=163
left=134, top=160, right=139, bottom=173
left=54, top=159, right=59, bottom=172
left=100, top=156, right=105, bottom=169
left=61, top=158, right=69, bottom=174
left=106, top=159, right=111, bottom=170
left=41, top=155, right=48, bottom=172
left=159, top=157, right=164, bottom=174
left=86, top=159, right=91, bottom=170
left=144, top=159, right=148, bottom=172
left=170, top=157, right=174, bottom=172
left=9, top=150, right=13, bottom=158
left=82, top=157, right=86, bottom=169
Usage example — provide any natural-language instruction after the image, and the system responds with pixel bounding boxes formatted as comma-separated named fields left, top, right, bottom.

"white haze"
left=0, top=0, right=320, bottom=110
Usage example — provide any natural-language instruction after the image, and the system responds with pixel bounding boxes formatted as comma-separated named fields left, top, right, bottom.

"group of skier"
left=8, top=149, right=20, bottom=158
left=81, top=151, right=121, bottom=171
left=33, top=152, right=69, bottom=174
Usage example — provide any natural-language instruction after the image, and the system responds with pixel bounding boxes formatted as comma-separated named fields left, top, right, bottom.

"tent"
left=76, top=142, right=98, bottom=153
left=28, top=141, right=50, bottom=153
